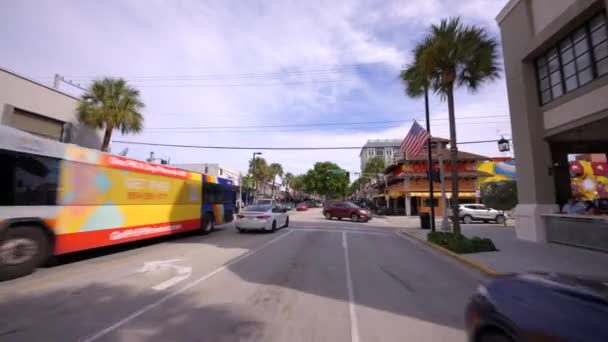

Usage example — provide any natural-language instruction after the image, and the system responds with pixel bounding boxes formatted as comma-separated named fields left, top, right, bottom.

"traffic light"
left=220, top=168, right=224, bottom=176
left=428, top=169, right=441, bottom=182
left=345, top=172, right=350, bottom=181
left=204, top=166, right=208, bottom=174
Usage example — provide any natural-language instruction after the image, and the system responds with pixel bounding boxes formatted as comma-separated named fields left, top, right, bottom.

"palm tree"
left=269, top=163, right=284, bottom=197
left=77, top=78, right=145, bottom=152
left=249, top=157, right=269, bottom=196
left=400, top=17, right=499, bottom=234
left=283, top=172, right=295, bottom=188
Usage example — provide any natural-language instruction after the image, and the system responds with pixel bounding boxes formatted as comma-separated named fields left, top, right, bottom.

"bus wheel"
left=0, top=226, right=50, bottom=281
left=201, top=214, right=214, bottom=235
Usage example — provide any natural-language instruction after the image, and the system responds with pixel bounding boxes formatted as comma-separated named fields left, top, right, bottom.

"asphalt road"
left=0, top=209, right=486, bottom=342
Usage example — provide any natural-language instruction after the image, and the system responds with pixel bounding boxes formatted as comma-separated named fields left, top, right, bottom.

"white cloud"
left=0, top=0, right=512, bottom=177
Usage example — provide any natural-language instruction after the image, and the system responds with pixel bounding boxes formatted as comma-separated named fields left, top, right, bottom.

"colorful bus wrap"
left=0, top=126, right=232, bottom=280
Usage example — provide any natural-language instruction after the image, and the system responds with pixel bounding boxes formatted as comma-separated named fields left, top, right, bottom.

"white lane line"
left=289, top=227, right=389, bottom=235
left=81, top=231, right=293, bottom=342
left=342, top=232, right=360, bottom=342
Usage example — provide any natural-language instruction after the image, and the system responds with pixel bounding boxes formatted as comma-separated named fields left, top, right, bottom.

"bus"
left=0, top=126, right=233, bottom=280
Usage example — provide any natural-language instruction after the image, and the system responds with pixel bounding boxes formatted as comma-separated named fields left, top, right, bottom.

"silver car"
left=458, top=204, right=506, bottom=224
left=235, top=204, right=289, bottom=233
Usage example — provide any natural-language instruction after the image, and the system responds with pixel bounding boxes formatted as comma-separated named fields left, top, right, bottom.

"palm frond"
left=78, top=77, right=145, bottom=137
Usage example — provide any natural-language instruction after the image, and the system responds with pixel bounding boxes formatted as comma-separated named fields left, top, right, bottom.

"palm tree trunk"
left=271, top=176, right=275, bottom=197
left=447, top=84, right=461, bottom=235
left=101, top=124, right=113, bottom=152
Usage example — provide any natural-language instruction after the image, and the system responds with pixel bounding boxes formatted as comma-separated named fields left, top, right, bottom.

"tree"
left=78, top=78, right=145, bottom=152
left=301, top=162, right=349, bottom=199
left=248, top=157, right=270, bottom=195
left=283, top=172, right=295, bottom=187
left=400, top=17, right=500, bottom=234
left=481, top=181, right=518, bottom=226
left=269, top=163, right=284, bottom=197
left=363, top=157, right=386, bottom=176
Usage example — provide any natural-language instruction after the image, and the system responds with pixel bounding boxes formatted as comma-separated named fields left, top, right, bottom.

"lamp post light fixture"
left=252, top=152, right=262, bottom=202
left=498, top=136, right=510, bottom=152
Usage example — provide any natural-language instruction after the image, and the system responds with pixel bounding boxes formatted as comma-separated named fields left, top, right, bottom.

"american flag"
left=400, top=120, right=430, bottom=158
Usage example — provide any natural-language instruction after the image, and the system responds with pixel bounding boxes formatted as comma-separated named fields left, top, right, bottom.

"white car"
left=458, top=204, right=506, bottom=224
left=235, top=204, right=289, bottom=233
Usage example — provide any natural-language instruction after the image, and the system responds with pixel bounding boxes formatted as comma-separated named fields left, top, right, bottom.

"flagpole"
left=424, top=87, right=436, bottom=232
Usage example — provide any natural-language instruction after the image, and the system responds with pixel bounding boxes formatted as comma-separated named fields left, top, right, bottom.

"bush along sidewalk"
left=427, top=232, right=497, bottom=254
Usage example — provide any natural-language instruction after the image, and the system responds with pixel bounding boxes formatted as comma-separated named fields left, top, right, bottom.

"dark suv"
left=323, top=201, right=371, bottom=222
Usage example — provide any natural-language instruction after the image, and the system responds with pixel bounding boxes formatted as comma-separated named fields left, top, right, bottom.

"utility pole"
left=424, top=87, right=436, bottom=231
left=53, top=74, right=62, bottom=89
left=438, top=151, right=449, bottom=230
left=252, top=152, right=262, bottom=201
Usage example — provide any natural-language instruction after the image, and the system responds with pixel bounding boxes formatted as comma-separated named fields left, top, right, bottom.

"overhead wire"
left=112, top=138, right=513, bottom=150
left=143, top=115, right=510, bottom=131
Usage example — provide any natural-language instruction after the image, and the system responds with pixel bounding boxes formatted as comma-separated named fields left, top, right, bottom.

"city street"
left=0, top=209, right=486, bottom=342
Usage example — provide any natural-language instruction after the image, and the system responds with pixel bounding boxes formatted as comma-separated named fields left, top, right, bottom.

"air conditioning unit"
left=61, top=122, right=73, bottom=143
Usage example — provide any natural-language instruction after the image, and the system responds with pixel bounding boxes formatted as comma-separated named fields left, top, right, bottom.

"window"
left=0, top=150, right=60, bottom=206
left=368, top=149, right=374, bottom=157
left=376, top=149, right=384, bottom=156
left=535, top=12, right=608, bottom=104
left=386, top=148, right=393, bottom=156
left=203, top=182, right=228, bottom=204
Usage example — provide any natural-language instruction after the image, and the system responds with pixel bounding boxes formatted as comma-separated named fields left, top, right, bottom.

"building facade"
left=0, top=67, right=102, bottom=149
left=382, top=138, right=492, bottom=216
left=497, top=0, right=608, bottom=249
left=359, top=139, right=401, bottom=172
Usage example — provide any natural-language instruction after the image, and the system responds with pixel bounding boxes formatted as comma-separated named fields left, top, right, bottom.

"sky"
left=0, top=0, right=512, bottom=180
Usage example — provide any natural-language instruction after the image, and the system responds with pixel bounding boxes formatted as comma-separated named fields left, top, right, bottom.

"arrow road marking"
left=138, top=259, right=192, bottom=291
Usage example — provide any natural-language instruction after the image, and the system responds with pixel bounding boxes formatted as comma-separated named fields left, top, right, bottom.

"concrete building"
left=497, top=0, right=608, bottom=250
left=359, top=139, right=400, bottom=172
left=0, top=67, right=102, bottom=149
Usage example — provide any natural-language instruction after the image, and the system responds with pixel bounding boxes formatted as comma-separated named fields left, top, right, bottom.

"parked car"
left=458, top=204, right=506, bottom=224
left=296, top=203, right=309, bottom=211
left=255, top=199, right=276, bottom=206
left=466, top=272, right=608, bottom=342
left=235, top=204, right=288, bottom=233
left=323, top=201, right=371, bottom=222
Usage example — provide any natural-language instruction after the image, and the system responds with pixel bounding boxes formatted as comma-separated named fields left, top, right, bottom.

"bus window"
left=0, top=150, right=59, bottom=206
left=203, top=182, right=226, bottom=204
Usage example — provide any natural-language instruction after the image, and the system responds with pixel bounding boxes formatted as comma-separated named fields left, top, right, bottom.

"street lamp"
left=252, top=152, right=262, bottom=201
left=497, top=136, right=510, bottom=152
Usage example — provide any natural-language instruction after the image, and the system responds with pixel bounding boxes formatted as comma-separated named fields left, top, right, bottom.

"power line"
left=143, top=115, right=510, bottom=130
left=142, top=122, right=511, bottom=134
left=73, top=79, right=355, bottom=88
left=112, top=138, right=512, bottom=150
left=55, top=63, right=375, bottom=80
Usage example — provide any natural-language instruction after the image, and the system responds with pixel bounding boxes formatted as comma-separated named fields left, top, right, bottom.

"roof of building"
left=360, top=136, right=450, bottom=156
left=384, top=149, right=490, bottom=173
left=0, top=66, right=80, bottom=100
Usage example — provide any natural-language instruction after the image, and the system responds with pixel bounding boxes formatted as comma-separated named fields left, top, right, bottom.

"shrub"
left=427, top=232, right=497, bottom=254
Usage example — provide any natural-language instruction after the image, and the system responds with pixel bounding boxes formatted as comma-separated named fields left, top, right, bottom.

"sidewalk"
left=405, top=224, right=608, bottom=278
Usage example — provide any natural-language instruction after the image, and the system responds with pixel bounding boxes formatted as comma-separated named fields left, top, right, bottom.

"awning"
left=409, top=192, right=477, bottom=198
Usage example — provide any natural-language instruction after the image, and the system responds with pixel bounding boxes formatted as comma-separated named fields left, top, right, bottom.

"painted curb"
left=402, top=231, right=501, bottom=277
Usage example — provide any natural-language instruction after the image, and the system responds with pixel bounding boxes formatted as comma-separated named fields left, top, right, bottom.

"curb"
left=401, top=231, right=501, bottom=277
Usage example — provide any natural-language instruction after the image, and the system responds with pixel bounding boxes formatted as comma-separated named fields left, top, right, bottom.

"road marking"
left=81, top=231, right=293, bottom=342
left=289, top=227, right=389, bottom=235
left=342, top=232, right=360, bottom=342
left=138, top=259, right=193, bottom=291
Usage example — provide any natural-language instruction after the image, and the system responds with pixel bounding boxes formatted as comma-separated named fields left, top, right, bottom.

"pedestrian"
left=584, top=200, right=597, bottom=215
left=562, top=198, right=585, bottom=214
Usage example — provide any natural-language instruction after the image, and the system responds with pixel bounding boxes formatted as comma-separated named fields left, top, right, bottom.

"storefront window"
left=536, top=12, right=608, bottom=104
left=568, top=153, right=608, bottom=201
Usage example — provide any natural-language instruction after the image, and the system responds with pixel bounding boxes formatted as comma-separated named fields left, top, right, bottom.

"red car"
left=296, top=203, right=309, bottom=211
left=323, top=201, right=371, bottom=222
